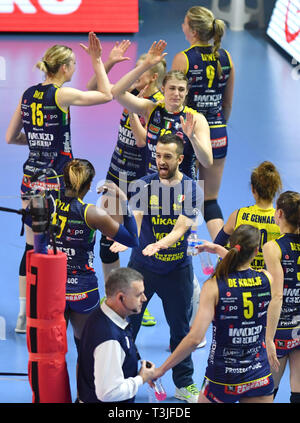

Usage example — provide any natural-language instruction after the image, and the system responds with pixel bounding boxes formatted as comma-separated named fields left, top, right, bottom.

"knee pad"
left=19, top=243, right=34, bottom=277
left=204, top=199, right=223, bottom=223
left=99, top=234, right=119, bottom=264
left=290, top=392, right=300, bottom=403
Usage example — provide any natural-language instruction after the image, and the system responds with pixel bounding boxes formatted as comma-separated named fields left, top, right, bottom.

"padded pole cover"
left=26, top=249, right=71, bottom=403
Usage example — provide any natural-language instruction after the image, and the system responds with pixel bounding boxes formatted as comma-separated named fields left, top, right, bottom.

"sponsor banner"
left=0, top=0, right=139, bottom=33
left=267, top=0, right=300, bottom=62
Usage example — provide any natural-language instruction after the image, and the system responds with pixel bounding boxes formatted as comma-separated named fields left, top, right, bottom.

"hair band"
left=212, top=18, right=216, bottom=32
left=234, top=244, right=241, bottom=252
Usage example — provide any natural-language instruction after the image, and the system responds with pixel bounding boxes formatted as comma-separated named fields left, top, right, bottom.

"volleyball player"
left=153, top=225, right=275, bottom=403
left=52, top=158, right=139, bottom=353
left=214, top=161, right=282, bottom=270
left=172, top=6, right=235, bottom=239
left=6, top=32, right=113, bottom=332
left=264, top=191, right=300, bottom=403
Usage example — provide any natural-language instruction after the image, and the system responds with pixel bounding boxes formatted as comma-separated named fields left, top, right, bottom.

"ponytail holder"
left=212, top=19, right=217, bottom=32
left=234, top=244, right=241, bottom=252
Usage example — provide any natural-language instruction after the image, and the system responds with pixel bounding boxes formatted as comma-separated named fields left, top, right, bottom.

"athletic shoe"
left=15, top=314, right=26, bottom=333
left=196, top=337, right=207, bottom=348
left=174, top=384, right=199, bottom=403
left=100, top=296, right=106, bottom=305
left=141, top=308, right=157, bottom=326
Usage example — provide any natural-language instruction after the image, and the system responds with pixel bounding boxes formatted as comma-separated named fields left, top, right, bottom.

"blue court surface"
left=0, top=0, right=299, bottom=407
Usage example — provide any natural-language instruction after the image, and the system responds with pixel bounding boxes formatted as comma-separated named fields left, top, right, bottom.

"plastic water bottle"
left=145, top=361, right=167, bottom=402
left=199, top=250, right=214, bottom=275
left=187, top=230, right=198, bottom=256
left=148, top=379, right=167, bottom=402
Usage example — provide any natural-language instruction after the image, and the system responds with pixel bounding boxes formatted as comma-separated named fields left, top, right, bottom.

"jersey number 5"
left=242, top=292, right=254, bottom=319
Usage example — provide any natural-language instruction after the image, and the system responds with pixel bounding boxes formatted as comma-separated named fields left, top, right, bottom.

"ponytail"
left=212, top=18, right=226, bottom=78
left=35, top=44, right=73, bottom=76
left=214, top=225, right=260, bottom=283
left=64, top=159, right=95, bottom=196
left=186, top=6, right=226, bottom=78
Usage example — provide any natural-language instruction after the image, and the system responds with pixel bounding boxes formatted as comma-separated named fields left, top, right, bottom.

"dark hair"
left=276, top=191, right=300, bottom=228
left=63, top=158, right=95, bottom=196
left=157, top=133, right=184, bottom=156
left=251, top=161, right=282, bottom=202
left=105, top=267, right=144, bottom=297
left=215, top=225, right=260, bottom=282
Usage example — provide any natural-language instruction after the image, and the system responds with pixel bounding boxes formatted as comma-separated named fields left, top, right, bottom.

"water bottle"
left=148, top=379, right=167, bottom=402
left=145, top=361, right=167, bottom=402
left=187, top=230, right=198, bottom=256
left=198, top=242, right=214, bottom=275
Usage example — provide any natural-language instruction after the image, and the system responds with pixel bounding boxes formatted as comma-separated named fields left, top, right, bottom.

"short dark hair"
left=157, top=133, right=184, bottom=156
left=105, top=267, right=144, bottom=297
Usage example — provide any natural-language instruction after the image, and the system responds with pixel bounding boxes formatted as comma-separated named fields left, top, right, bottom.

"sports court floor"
left=0, top=0, right=299, bottom=405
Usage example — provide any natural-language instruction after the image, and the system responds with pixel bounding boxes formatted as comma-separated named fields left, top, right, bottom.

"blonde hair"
left=162, top=70, right=189, bottom=88
left=36, top=44, right=73, bottom=76
left=138, top=53, right=167, bottom=88
left=186, top=6, right=226, bottom=77
left=64, top=159, right=95, bottom=196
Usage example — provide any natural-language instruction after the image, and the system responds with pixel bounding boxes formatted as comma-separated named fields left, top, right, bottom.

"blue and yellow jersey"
left=50, top=195, right=97, bottom=294
left=205, top=268, right=272, bottom=386
left=107, top=90, right=164, bottom=186
left=21, top=83, right=72, bottom=179
left=274, top=233, right=300, bottom=332
left=182, top=45, right=232, bottom=127
left=129, top=173, right=203, bottom=274
left=234, top=204, right=281, bottom=270
left=145, top=103, right=198, bottom=179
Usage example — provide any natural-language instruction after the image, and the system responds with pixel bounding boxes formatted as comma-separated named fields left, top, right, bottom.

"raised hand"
left=108, top=40, right=131, bottom=65
left=144, top=40, right=168, bottom=68
left=80, top=31, right=102, bottom=60
left=180, top=112, right=196, bottom=140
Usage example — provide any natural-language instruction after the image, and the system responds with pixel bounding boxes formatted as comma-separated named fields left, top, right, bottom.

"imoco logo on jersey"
left=285, top=0, right=300, bottom=43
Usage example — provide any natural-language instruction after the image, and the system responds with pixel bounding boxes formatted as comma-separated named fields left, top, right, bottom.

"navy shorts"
left=209, top=126, right=228, bottom=160
left=65, top=287, right=100, bottom=314
left=275, top=327, right=300, bottom=359
left=201, top=374, right=274, bottom=403
left=65, top=272, right=100, bottom=313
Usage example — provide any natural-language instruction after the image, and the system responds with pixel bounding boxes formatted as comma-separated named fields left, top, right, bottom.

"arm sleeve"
left=214, top=227, right=230, bottom=246
left=94, top=340, right=143, bottom=402
left=113, top=201, right=139, bottom=247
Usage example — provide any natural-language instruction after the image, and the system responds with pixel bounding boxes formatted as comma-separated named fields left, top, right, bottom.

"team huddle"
left=5, top=6, right=300, bottom=404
